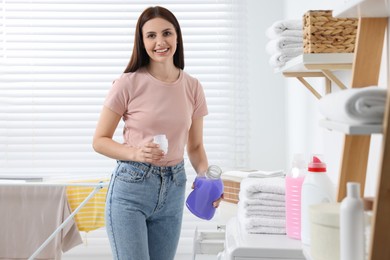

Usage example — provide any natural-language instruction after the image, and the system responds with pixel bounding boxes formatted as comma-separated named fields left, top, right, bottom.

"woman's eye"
left=163, top=31, right=172, bottom=36
left=147, top=34, right=155, bottom=39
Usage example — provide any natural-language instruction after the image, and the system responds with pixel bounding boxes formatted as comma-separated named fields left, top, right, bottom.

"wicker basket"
left=303, top=10, right=358, bottom=53
left=222, top=180, right=240, bottom=204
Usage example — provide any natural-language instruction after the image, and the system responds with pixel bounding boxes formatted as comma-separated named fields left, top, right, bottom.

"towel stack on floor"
left=237, top=176, right=286, bottom=234
left=265, top=20, right=303, bottom=68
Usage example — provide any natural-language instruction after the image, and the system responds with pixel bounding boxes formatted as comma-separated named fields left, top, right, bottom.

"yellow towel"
left=66, top=180, right=108, bottom=232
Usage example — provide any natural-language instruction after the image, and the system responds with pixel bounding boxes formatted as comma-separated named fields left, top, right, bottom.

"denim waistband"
left=118, top=160, right=185, bottom=176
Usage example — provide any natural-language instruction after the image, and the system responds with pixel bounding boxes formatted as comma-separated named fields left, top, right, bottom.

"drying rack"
left=0, top=181, right=109, bottom=260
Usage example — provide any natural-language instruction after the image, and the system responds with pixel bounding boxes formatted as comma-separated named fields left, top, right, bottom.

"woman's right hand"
left=136, top=142, right=165, bottom=164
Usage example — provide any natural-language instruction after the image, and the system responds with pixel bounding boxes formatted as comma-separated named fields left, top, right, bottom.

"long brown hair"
left=124, top=6, right=184, bottom=73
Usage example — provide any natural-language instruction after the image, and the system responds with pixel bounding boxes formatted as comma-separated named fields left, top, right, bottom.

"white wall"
left=247, top=0, right=287, bottom=171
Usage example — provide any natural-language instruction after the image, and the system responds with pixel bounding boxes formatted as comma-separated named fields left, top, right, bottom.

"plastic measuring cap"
left=308, top=155, right=326, bottom=172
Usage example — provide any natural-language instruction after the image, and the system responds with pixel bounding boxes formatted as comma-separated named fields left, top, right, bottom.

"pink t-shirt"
left=104, top=67, right=208, bottom=166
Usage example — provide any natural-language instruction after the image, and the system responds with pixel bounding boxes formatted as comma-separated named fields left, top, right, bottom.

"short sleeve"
left=103, top=77, right=130, bottom=116
left=192, top=80, right=208, bottom=119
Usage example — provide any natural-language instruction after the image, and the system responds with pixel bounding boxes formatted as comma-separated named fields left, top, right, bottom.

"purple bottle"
left=186, top=165, right=224, bottom=220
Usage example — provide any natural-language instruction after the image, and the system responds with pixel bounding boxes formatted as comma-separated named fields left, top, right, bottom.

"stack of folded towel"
left=237, top=176, right=286, bottom=234
left=265, top=20, right=303, bottom=68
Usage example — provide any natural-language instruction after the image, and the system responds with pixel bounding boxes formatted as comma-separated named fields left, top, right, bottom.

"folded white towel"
left=242, top=203, right=285, bottom=212
left=240, top=177, right=285, bottom=196
left=238, top=207, right=285, bottom=227
left=244, top=216, right=286, bottom=229
left=266, top=19, right=302, bottom=39
left=240, top=190, right=285, bottom=201
left=244, top=209, right=285, bottom=218
left=239, top=188, right=285, bottom=206
left=221, top=171, right=250, bottom=182
left=266, top=37, right=303, bottom=55
left=247, top=226, right=286, bottom=235
left=238, top=201, right=285, bottom=218
left=243, top=198, right=285, bottom=207
left=238, top=211, right=286, bottom=234
left=222, top=169, right=284, bottom=180
left=247, top=169, right=284, bottom=178
left=318, top=86, right=387, bottom=124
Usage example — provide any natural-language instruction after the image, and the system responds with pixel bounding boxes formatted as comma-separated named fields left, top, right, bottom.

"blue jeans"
left=105, top=160, right=187, bottom=260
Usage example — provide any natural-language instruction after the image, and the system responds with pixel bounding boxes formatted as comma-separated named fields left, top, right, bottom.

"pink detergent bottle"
left=285, top=153, right=306, bottom=240
left=186, top=165, right=224, bottom=220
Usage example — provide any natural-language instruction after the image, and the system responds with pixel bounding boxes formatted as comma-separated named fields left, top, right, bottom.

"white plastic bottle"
left=340, top=182, right=365, bottom=260
left=301, top=154, right=335, bottom=246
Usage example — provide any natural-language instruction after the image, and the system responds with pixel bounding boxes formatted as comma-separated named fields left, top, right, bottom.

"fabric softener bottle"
left=186, top=165, right=224, bottom=220
left=285, top=153, right=306, bottom=240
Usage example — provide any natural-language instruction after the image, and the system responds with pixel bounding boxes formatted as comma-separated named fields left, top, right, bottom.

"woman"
left=93, top=6, right=221, bottom=260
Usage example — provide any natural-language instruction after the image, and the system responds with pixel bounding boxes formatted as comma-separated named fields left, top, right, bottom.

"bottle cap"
left=206, top=165, right=222, bottom=179
left=308, top=155, right=326, bottom=172
left=347, top=182, right=361, bottom=198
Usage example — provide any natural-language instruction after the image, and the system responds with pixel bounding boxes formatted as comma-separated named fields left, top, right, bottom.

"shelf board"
left=275, top=53, right=354, bottom=73
left=319, top=119, right=383, bottom=134
left=333, top=0, right=389, bottom=18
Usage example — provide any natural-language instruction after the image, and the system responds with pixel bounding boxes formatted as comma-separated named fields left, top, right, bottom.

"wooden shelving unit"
left=333, top=1, right=389, bottom=259
left=278, top=0, right=389, bottom=259
left=277, top=53, right=353, bottom=99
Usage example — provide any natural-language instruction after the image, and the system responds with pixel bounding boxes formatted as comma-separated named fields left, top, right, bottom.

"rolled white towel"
left=318, top=86, right=387, bottom=124
left=268, top=29, right=303, bottom=39
left=266, top=19, right=302, bottom=39
left=269, top=53, right=288, bottom=67
left=269, top=50, right=301, bottom=68
left=266, top=37, right=302, bottom=55
left=267, top=46, right=303, bottom=58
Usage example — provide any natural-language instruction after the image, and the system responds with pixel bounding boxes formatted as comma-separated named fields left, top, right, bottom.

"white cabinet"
left=222, top=218, right=305, bottom=260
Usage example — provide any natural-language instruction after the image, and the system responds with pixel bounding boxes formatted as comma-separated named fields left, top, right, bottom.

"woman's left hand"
left=212, top=193, right=224, bottom=208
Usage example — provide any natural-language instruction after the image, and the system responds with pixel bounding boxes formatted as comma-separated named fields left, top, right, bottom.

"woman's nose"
left=156, top=36, right=166, bottom=46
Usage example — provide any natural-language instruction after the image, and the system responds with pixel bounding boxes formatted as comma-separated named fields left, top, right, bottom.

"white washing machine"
left=220, top=217, right=306, bottom=260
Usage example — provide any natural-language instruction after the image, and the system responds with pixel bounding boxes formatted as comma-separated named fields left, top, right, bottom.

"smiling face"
left=142, top=17, right=177, bottom=66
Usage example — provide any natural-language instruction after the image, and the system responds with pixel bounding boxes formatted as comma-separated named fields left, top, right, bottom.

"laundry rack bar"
left=0, top=181, right=109, bottom=260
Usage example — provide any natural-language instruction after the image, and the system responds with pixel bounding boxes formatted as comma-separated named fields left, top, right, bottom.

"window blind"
left=0, top=0, right=248, bottom=256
